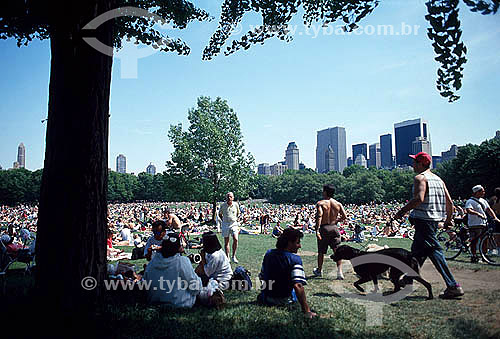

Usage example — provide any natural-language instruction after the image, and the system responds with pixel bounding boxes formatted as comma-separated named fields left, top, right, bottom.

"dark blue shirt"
left=260, top=249, right=306, bottom=299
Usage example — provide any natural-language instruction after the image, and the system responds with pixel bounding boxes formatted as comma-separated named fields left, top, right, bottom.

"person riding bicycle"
left=466, top=185, right=500, bottom=262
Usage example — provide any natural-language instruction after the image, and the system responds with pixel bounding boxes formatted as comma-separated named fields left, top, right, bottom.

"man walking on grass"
left=219, top=192, right=240, bottom=263
left=394, top=152, right=464, bottom=299
left=313, top=184, right=347, bottom=280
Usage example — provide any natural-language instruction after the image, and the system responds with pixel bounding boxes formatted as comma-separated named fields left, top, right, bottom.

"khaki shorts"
left=222, top=221, right=240, bottom=238
left=317, top=224, right=341, bottom=254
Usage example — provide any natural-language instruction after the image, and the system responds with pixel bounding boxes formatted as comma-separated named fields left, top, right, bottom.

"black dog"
left=331, top=245, right=433, bottom=299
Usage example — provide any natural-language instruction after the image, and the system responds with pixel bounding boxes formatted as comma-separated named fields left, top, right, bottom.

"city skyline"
left=1, top=2, right=499, bottom=173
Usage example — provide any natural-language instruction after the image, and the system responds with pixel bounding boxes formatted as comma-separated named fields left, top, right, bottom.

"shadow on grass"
left=313, top=292, right=342, bottom=298
left=448, top=318, right=496, bottom=339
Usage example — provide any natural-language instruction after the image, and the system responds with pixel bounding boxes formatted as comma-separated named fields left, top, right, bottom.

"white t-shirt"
left=465, top=197, right=490, bottom=227
left=204, top=249, right=233, bottom=285
left=143, top=236, right=163, bottom=256
left=120, top=228, right=131, bottom=241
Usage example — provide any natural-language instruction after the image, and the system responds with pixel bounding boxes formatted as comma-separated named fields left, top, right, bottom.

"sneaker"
left=471, top=256, right=479, bottom=263
left=337, top=272, right=345, bottom=280
left=232, top=256, right=239, bottom=264
left=439, top=285, right=464, bottom=299
left=312, top=268, right=322, bottom=277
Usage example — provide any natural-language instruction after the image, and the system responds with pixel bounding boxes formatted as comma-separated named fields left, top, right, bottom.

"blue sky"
left=1, top=1, right=499, bottom=173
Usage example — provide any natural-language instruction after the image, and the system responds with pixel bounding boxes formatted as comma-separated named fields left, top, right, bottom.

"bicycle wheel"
left=437, top=230, right=463, bottom=260
left=479, top=233, right=500, bottom=266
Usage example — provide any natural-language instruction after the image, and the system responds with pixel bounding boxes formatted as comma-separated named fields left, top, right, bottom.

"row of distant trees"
left=2, top=135, right=498, bottom=206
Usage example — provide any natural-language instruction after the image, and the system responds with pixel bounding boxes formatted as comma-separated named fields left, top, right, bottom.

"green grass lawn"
left=3, top=234, right=499, bottom=338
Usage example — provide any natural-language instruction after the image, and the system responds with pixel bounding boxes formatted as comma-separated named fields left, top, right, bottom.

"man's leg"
left=317, top=253, right=324, bottom=271
left=224, top=237, right=230, bottom=258
left=232, top=234, right=238, bottom=259
left=428, top=248, right=457, bottom=288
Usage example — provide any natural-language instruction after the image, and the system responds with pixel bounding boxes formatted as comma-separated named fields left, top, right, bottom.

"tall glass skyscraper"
left=116, top=154, right=126, bottom=173
left=17, top=143, right=25, bottom=168
left=146, top=163, right=156, bottom=175
left=316, top=127, right=346, bottom=173
left=368, top=143, right=381, bottom=168
left=394, top=118, right=431, bottom=167
left=380, top=134, right=393, bottom=169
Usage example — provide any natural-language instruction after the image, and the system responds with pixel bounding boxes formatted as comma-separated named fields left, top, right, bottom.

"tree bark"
left=35, top=1, right=113, bottom=314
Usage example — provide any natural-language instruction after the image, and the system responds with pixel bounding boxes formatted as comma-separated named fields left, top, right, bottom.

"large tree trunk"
left=35, top=1, right=113, bottom=314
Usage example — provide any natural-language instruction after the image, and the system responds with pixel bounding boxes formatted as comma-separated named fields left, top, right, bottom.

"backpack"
left=230, top=266, right=252, bottom=291
left=131, top=246, right=145, bottom=260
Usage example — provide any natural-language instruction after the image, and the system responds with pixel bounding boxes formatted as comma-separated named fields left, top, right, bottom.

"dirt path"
left=420, top=260, right=500, bottom=291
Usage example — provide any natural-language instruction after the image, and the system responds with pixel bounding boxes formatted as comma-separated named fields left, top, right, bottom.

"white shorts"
left=222, top=221, right=240, bottom=238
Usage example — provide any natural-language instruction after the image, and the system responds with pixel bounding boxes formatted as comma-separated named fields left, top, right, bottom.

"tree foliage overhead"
left=0, top=0, right=210, bottom=55
left=167, top=97, right=254, bottom=212
left=202, top=0, right=499, bottom=102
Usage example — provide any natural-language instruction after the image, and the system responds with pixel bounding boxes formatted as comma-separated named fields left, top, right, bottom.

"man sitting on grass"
left=144, top=220, right=167, bottom=261
left=257, top=228, right=317, bottom=319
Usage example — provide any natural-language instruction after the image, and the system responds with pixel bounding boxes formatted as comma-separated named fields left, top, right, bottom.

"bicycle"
left=437, top=219, right=500, bottom=266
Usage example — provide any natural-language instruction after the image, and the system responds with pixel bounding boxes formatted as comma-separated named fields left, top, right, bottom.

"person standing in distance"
left=465, top=185, right=500, bottom=262
left=219, top=192, right=241, bottom=263
left=394, top=152, right=464, bottom=299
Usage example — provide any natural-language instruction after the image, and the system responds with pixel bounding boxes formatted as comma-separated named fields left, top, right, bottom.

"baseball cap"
left=472, top=185, right=485, bottom=193
left=409, top=152, right=431, bottom=166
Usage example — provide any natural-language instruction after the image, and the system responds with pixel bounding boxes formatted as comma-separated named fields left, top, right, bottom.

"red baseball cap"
left=409, top=152, right=431, bottom=166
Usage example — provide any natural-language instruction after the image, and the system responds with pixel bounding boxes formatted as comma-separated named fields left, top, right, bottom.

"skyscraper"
left=116, top=154, right=126, bottom=173
left=316, top=127, right=347, bottom=173
left=352, top=143, right=367, bottom=165
left=394, top=118, right=431, bottom=167
left=285, top=142, right=300, bottom=170
left=380, top=134, right=393, bottom=169
left=368, top=143, right=381, bottom=168
left=146, top=163, right=156, bottom=175
left=17, top=143, right=25, bottom=168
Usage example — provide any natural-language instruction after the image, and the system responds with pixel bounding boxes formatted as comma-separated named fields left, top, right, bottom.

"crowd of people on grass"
left=2, top=151, right=500, bottom=317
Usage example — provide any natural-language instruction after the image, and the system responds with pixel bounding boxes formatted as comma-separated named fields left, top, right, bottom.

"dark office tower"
left=316, top=127, right=346, bottom=173
left=116, top=154, right=126, bottom=173
left=299, top=163, right=306, bottom=170
left=368, top=143, right=381, bottom=168
left=352, top=143, right=368, bottom=165
left=380, top=134, right=393, bottom=169
left=394, top=118, right=430, bottom=167
left=146, top=163, right=156, bottom=175
left=285, top=142, right=300, bottom=170
left=257, top=163, right=271, bottom=175
left=17, top=143, right=25, bottom=168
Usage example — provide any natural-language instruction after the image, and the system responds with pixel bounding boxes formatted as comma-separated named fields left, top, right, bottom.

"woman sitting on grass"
left=143, top=232, right=224, bottom=308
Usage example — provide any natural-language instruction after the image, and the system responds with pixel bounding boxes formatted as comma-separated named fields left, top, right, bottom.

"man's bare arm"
left=338, top=203, right=347, bottom=223
left=395, top=175, right=426, bottom=219
left=315, top=203, right=323, bottom=235
left=293, top=283, right=316, bottom=318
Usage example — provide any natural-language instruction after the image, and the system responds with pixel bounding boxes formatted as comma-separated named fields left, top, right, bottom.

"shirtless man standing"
left=313, top=184, right=347, bottom=280
left=163, top=209, right=182, bottom=230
